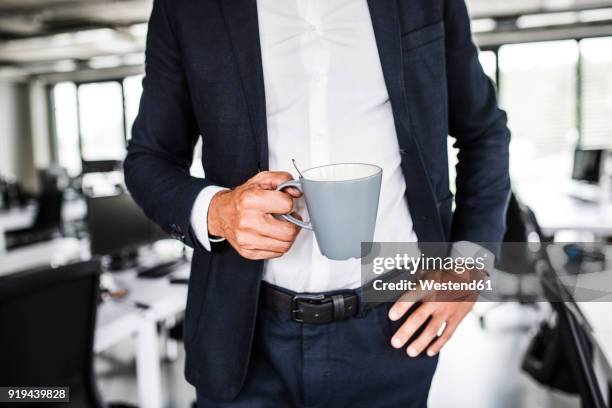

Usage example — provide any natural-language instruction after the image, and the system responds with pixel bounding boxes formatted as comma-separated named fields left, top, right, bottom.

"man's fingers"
left=250, top=172, right=302, bottom=196
left=234, top=231, right=294, bottom=253
left=426, top=320, right=459, bottom=357
left=406, top=316, right=447, bottom=358
left=391, top=303, right=433, bottom=349
left=258, top=191, right=295, bottom=214
left=248, top=171, right=294, bottom=190
left=239, top=248, right=284, bottom=260
left=388, top=295, right=415, bottom=321
left=259, top=215, right=300, bottom=242
left=282, top=187, right=303, bottom=198
left=240, top=190, right=294, bottom=214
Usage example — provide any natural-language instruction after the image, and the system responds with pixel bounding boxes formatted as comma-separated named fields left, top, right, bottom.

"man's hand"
left=388, top=300, right=474, bottom=358
left=387, top=268, right=482, bottom=357
left=208, top=171, right=302, bottom=260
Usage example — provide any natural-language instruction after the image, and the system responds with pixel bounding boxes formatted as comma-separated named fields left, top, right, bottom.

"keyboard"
left=137, top=260, right=184, bottom=279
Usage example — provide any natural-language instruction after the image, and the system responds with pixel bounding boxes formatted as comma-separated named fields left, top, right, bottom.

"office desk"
left=517, top=182, right=612, bottom=237
left=0, top=199, right=87, bottom=253
left=0, top=238, right=188, bottom=408
left=96, top=262, right=189, bottom=408
left=0, top=237, right=83, bottom=276
left=0, top=206, right=35, bottom=253
left=95, top=301, right=162, bottom=408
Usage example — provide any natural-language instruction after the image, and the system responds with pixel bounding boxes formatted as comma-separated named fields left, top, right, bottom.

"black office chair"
left=498, top=193, right=552, bottom=299
left=1, top=179, right=29, bottom=209
left=5, top=190, right=64, bottom=250
left=0, top=261, right=136, bottom=408
left=38, top=165, right=70, bottom=193
left=523, top=251, right=611, bottom=408
left=477, top=192, right=547, bottom=329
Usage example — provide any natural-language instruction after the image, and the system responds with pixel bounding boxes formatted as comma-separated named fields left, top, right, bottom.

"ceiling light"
left=517, top=12, right=579, bottom=29
left=123, top=53, right=145, bottom=66
left=52, top=60, right=77, bottom=72
left=88, top=55, right=123, bottom=69
left=471, top=18, right=497, bottom=33
left=129, top=23, right=148, bottom=38
left=579, top=8, right=612, bottom=23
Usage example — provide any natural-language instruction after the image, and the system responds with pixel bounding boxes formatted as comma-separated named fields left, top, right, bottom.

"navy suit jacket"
left=124, top=0, right=511, bottom=401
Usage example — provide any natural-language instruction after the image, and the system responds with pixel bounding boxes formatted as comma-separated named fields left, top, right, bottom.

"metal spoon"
left=292, top=159, right=305, bottom=178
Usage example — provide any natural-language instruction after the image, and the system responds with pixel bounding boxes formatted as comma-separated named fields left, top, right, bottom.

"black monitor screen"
left=87, top=193, right=166, bottom=256
left=572, top=149, right=603, bottom=184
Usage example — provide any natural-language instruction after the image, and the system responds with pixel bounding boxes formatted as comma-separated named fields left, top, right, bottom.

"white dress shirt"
left=191, top=0, right=418, bottom=293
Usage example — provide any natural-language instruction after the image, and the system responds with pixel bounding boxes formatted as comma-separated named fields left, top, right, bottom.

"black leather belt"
left=260, top=284, right=360, bottom=324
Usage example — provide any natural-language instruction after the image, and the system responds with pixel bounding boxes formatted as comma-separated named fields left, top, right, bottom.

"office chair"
left=498, top=193, right=552, bottom=298
left=477, top=192, right=548, bottom=329
left=0, top=261, right=136, bottom=408
left=38, top=165, right=70, bottom=193
left=1, top=178, right=28, bottom=209
left=5, top=190, right=64, bottom=250
left=523, top=251, right=610, bottom=408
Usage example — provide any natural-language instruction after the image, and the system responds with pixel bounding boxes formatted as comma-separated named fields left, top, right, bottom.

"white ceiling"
left=0, top=0, right=612, bottom=76
left=468, top=0, right=612, bottom=17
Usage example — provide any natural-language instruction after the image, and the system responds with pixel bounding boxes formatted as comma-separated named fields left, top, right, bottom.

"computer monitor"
left=572, top=149, right=604, bottom=184
left=86, top=193, right=166, bottom=268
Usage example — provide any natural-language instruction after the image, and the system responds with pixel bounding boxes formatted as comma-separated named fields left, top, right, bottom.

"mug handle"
left=276, top=180, right=313, bottom=230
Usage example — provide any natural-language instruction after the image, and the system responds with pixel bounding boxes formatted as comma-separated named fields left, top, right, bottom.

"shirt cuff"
left=190, top=185, right=229, bottom=251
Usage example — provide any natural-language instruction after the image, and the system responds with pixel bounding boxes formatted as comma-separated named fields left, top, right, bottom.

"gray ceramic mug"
left=276, top=163, right=382, bottom=261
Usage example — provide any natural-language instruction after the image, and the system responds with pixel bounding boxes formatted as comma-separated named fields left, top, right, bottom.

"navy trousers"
left=196, top=295, right=438, bottom=407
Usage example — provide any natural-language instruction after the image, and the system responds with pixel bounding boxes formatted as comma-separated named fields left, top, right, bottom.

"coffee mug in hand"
left=276, top=163, right=382, bottom=260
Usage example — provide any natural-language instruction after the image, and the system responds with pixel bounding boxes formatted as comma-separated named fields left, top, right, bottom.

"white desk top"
left=0, top=238, right=188, bottom=318
left=0, top=237, right=85, bottom=277
left=517, top=181, right=612, bottom=236
left=108, top=263, right=189, bottom=322
left=95, top=301, right=143, bottom=352
left=0, top=199, right=87, bottom=232
left=0, top=206, right=36, bottom=231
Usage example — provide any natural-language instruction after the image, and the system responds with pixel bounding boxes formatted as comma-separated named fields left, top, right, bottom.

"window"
left=78, top=82, right=126, bottom=161
left=123, top=75, right=144, bottom=139
left=580, top=37, right=612, bottom=149
left=499, top=40, right=579, bottom=182
left=51, top=77, right=146, bottom=172
left=52, top=82, right=81, bottom=176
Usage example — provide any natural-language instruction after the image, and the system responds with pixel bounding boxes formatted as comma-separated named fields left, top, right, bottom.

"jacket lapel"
left=367, top=0, right=411, bottom=150
left=219, top=0, right=269, bottom=170
left=367, top=0, right=444, bottom=242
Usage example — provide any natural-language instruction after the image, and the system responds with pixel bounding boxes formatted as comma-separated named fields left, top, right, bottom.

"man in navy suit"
left=125, top=0, right=510, bottom=406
